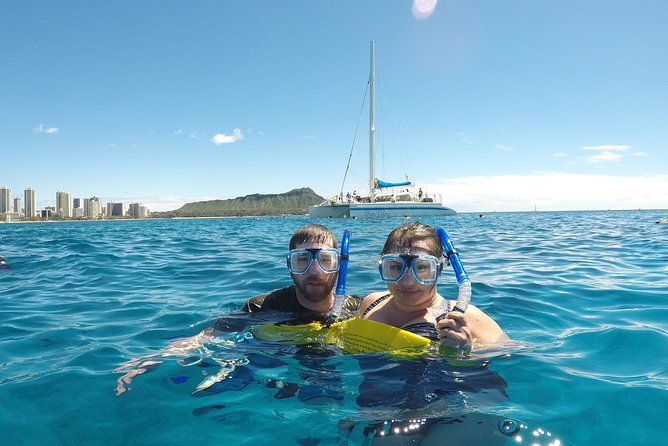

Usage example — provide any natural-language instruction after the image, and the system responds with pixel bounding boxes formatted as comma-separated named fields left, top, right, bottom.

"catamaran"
left=309, top=41, right=456, bottom=219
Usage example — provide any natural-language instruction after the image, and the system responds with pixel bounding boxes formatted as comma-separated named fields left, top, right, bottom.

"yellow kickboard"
left=252, top=318, right=431, bottom=354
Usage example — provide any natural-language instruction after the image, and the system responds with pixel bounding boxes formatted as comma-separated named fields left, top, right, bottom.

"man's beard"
left=293, top=273, right=337, bottom=303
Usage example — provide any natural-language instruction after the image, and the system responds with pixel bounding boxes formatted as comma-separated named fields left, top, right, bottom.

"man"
left=115, top=224, right=358, bottom=395
left=238, top=223, right=360, bottom=319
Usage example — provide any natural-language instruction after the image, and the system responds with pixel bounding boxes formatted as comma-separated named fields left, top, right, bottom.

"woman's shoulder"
left=357, top=291, right=391, bottom=317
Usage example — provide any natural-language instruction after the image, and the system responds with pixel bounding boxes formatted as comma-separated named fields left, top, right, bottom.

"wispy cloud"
left=412, top=0, right=438, bottom=20
left=211, top=128, right=244, bottom=145
left=583, top=145, right=630, bottom=152
left=496, top=144, right=515, bottom=151
left=302, top=135, right=316, bottom=140
left=582, top=144, right=630, bottom=164
left=458, top=132, right=472, bottom=144
left=190, top=130, right=200, bottom=139
left=173, top=129, right=183, bottom=135
left=33, top=124, right=59, bottom=134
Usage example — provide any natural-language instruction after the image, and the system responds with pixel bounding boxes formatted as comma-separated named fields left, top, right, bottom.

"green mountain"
left=153, top=187, right=325, bottom=217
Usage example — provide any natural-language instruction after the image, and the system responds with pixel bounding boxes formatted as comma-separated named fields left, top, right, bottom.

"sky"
left=1, top=0, right=667, bottom=213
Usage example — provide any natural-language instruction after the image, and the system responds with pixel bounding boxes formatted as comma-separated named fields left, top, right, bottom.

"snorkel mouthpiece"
left=436, top=226, right=471, bottom=314
left=325, top=229, right=351, bottom=326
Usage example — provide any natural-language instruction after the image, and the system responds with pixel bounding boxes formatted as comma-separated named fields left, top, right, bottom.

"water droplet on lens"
left=498, top=419, right=519, bottom=436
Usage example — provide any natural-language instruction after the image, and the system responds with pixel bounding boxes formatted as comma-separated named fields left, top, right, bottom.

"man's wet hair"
left=290, top=224, right=338, bottom=250
left=381, top=222, right=442, bottom=257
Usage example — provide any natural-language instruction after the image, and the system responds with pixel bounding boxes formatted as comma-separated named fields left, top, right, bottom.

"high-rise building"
left=73, top=197, right=81, bottom=209
left=128, top=203, right=150, bottom=218
left=0, top=186, right=11, bottom=213
left=107, top=202, right=125, bottom=217
left=56, top=191, right=73, bottom=218
left=24, top=188, right=37, bottom=218
left=84, top=197, right=101, bottom=219
left=13, top=197, right=22, bottom=215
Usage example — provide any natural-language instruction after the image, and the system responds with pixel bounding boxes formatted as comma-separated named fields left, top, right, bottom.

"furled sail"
left=375, top=179, right=412, bottom=189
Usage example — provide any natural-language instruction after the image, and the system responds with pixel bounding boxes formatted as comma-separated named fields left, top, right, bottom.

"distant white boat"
left=309, top=41, right=456, bottom=219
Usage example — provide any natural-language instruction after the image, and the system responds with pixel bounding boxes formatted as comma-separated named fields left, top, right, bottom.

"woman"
left=358, top=222, right=508, bottom=351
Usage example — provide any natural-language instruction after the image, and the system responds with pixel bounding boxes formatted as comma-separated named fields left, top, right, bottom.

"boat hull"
left=309, top=202, right=456, bottom=219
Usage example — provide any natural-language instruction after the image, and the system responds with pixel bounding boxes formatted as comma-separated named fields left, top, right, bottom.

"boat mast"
left=368, top=40, right=376, bottom=197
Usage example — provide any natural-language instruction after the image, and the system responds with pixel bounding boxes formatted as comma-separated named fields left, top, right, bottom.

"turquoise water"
left=1, top=211, right=667, bottom=445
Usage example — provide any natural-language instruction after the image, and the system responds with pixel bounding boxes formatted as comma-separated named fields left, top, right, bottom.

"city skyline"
left=2, top=1, right=667, bottom=212
left=0, top=184, right=149, bottom=220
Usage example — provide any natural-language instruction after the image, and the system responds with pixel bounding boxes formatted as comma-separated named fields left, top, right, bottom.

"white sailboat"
left=309, top=41, right=456, bottom=219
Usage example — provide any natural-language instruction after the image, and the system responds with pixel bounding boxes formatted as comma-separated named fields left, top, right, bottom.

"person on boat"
left=239, top=224, right=360, bottom=319
left=357, top=222, right=508, bottom=351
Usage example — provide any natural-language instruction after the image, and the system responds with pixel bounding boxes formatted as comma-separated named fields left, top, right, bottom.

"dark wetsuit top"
left=238, top=285, right=361, bottom=322
left=362, top=293, right=442, bottom=341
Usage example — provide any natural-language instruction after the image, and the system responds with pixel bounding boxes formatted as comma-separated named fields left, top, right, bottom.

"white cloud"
left=426, top=172, right=668, bottom=212
left=173, top=129, right=183, bottom=135
left=553, top=152, right=569, bottom=157
left=211, top=128, right=244, bottom=145
left=581, top=144, right=632, bottom=164
left=585, top=152, right=623, bottom=164
left=412, top=0, right=438, bottom=20
left=190, top=130, right=200, bottom=139
left=33, top=124, right=59, bottom=134
left=496, top=144, right=515, bottom=151
left=582, top=145, right=630, bottom=152
left=303, top=135, right=316, bottom=140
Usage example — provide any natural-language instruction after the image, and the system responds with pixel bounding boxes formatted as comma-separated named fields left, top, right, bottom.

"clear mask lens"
left=379, top=255, right=440, bottom=284
left=287, top=248, right=340, bottom=274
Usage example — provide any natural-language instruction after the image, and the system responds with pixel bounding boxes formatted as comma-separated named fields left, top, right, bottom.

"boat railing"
left=422, top=193, right=442, bottom=203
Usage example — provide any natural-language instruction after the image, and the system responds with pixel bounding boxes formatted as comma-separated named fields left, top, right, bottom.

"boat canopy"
left=375, top=179, right=412, bottom=189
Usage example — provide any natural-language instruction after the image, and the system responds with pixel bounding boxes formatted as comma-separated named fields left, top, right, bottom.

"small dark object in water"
left=196, top=359, right=218, bottom=368
left=0, top=256, right=9, bottom=269
left=192, top=404, right=226, bottom=416
left=170, top=375, right=190, bottom=384
left=296, top=436, right=321, bottom=446
left=271, top=381, right=300, bottom=399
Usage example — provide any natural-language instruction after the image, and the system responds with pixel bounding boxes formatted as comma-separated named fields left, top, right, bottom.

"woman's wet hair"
left=290, top=224, right=338, bottom=250
left=382, top=222, right=442, bottom=257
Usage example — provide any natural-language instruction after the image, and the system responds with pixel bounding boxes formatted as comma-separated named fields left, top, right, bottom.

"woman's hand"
left=435, top=311, right=472, bottom=352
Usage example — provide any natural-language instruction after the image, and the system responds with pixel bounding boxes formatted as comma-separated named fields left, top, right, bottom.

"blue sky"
left=2, top=0, right=667, bottom=212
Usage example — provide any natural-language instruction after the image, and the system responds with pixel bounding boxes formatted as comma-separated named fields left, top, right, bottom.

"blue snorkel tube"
left=325, top=229, right=351, bottom=326
left=435, top=227, right=471, bottom=317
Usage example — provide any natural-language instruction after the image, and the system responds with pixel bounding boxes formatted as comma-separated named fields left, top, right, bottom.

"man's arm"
left=114, top=326, right=219, bottom=396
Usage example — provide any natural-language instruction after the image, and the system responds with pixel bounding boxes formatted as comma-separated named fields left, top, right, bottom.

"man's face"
left=290, top=240, right=338, bottom=303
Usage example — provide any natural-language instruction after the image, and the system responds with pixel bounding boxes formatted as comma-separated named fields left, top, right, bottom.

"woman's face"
left=386, top=240, right=439, bottom=312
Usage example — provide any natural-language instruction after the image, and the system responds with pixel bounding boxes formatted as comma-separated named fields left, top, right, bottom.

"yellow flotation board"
left=252, top=318, right=431, bottom=354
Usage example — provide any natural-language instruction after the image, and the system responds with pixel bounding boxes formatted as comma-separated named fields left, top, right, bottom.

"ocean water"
left=1, top=211, right=667, bottom=445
